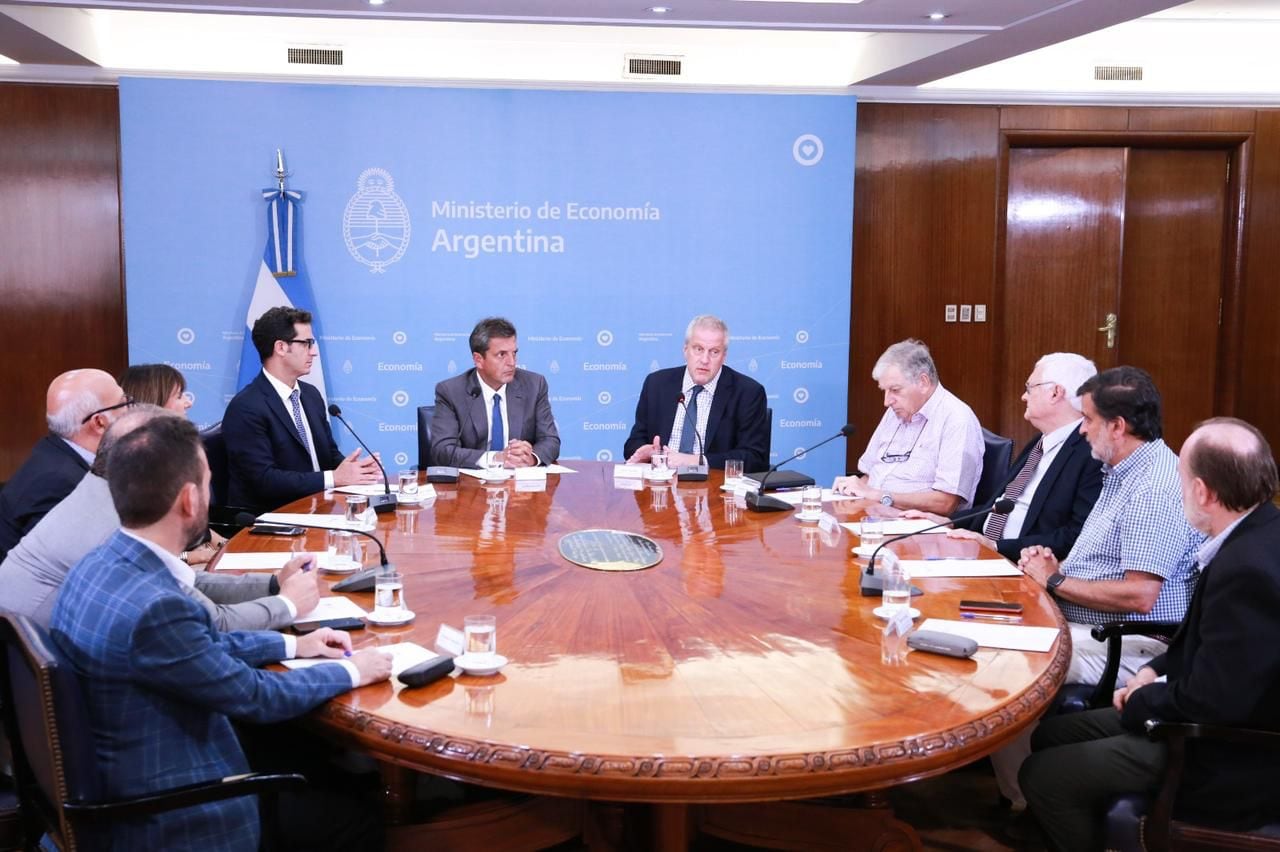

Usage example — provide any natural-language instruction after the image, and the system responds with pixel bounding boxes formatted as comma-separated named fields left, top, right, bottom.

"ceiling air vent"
left=288, top=47, right=344, bottom=66
left=1094, top=65, right=1142, bottom=81
left=625, top=54, right=683, bottom=78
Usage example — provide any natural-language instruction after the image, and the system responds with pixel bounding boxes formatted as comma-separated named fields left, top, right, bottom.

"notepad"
left=281, top=642, right=439, bottom=677
left=256, top=512, right=373, bottom=532
left=762, top=488, right=861, bottom=506
left=333, top=483, right=398, bottom=496
left=917, top=618, right=1059, bottom=652
left=292, top=597, right=370, bottom=625
left=840, top=519, right=948, bottom=536
left=898, top=559, right=1022, bottom=578
left=212, top=552, right=355, bottom=572
left=544, top=464, right=577, bottom=474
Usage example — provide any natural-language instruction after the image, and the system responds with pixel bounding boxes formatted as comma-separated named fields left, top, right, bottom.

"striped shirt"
left=1058, top=438, right=1202, bottom=626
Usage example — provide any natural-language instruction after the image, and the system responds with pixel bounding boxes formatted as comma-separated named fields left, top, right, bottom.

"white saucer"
left=794, top=510, right=823, bottom=523
left=852, top=543, right=881, bottom=558
left=320, top=560, right=362, bottom=574
left=873, top=606, right=921, bottom=619
left=455, top=653, right=508, bottom=676
left=366, top=608, right=416, bottom=626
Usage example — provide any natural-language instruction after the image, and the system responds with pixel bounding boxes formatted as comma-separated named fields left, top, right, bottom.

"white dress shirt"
left=985, top=418, right=1081, bottom=540
left=262, top=369, right=334, bottom=490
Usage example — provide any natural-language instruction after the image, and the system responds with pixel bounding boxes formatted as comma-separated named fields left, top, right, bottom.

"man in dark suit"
left=223, top=306, right=380, bottom=511
left=1020, top=417, right=1280, bottom=851
left=50, top=415, right=392, bottom=850
left=624, top=315, right=768, bottom=472
left=947, top=352, right=1104, bottom=560
left=431, top=317, right=560, bottom=468
left=0, top=367, right=128, bottom=560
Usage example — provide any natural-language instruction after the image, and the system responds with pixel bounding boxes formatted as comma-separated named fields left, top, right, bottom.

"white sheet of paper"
left=458, top=468, right=512, bottom=482
left=280, top=642, right=439, bottom=677
left=840, top=519, right=948, bottom=536
left=292, top=597, right=370, bottom=625
left=544, top=464, right=577, bottom=474
left=256, top=512, right=373, bottom=532
left=397, top=483, right=437, bottom=503
left=898, top=559, right=1022, bottom=578
left=333, top=483, right=397, bottom=496
left=212, top=552, right=354, bottom=572
left=768, top=488, right=858, bottom=506
left=917, top=618, right=1059, bottom=652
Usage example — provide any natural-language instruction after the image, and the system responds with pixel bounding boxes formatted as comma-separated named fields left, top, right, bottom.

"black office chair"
left=417, top=405, right=435, bottom=470
left=1053, top=621, right=1181, bottom=715
left=974, top=428, right=1014, bottom=509
left=0, top=612, right=305, bottom=852
left=200, top=422, right=251, bottom=538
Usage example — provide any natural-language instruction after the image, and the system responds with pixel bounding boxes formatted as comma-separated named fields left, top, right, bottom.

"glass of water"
left=397, top=469, right=419, bottom=501
left=800, top=485, right=823, bottom=517
left=651, top=450, right=669, bottom=475
left=860, top=516, right=884, bottom=547
left=464, top=615, right=497, bottom=658
left=374, top=567, right=404, bottom=617
left=724, top=458, right=744, bottom=485
left=878, top=550, right=911, bottom=615
left=344, top=494, right=369, bottom=524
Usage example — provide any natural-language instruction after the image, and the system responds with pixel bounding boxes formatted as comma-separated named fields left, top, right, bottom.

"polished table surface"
left=223, top=462, right=1069, bottom=805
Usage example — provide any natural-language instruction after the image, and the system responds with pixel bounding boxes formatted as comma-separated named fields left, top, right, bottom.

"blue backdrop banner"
left=119, top=78, right=856, bottom=482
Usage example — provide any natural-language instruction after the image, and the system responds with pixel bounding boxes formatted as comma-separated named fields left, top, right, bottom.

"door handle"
left=1098, top=312, right=1117, bottom=349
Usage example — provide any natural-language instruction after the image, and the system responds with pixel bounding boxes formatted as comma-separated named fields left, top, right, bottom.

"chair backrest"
left=201, top=422, right=230, bottom=509
left=417, top=405, right=435, bottom=470
left=974, top=428, right=1014, bottom=509
left=0, top=613, right=102, bottom=850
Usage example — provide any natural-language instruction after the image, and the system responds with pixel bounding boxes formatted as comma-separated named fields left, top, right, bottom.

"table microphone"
left=234, top=512, right=388, bottom=593
left=746, top=424, right=856, bottom=513
left=327, top=404, right=397, bottom=515
left=674, top=392, right=709, bottom=482
left=859, top=498, right=1016, bottom=596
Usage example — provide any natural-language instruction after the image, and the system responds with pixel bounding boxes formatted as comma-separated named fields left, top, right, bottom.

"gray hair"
left=46, top=386, right=111, bottom=439
left=1035, top=352, right=1097, bottom=413
left=91, top=404, right=174, bottom=478
left=684, top=315, right=729, bottom=345
left=872, top=339, right=938, bottom=385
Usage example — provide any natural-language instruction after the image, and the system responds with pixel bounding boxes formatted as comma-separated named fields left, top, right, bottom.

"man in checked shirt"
left=995, top=365, right=1202, bottom=812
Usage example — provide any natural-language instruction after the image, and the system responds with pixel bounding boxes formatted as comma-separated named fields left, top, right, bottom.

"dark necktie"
left=288, top=388, right=311, bottom=452
left=679, top=385, right=703, bottom=454
left=490, top=394, right=505, bottom=452
left=984, top=438, right=1044, bottom=539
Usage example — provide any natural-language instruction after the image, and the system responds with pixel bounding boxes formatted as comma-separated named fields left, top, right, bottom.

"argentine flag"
left=236, top=188, right=329, bottom=400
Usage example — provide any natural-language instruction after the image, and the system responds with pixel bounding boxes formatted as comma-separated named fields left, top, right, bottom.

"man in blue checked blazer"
left=50, top=416, right=392, bottom=851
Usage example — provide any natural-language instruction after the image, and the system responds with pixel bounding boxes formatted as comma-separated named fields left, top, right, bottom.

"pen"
left=960, top=612, right=1023, bottom=623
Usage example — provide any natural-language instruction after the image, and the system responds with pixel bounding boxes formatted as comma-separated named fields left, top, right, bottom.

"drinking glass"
left=879, top=550, right=911, bottom=615
left=374, top=568, right=405, bottom=617
left=397, top=469, right=419, bottom=500
left=723, top=458, right=744, bottom=485
left=800, top=485, right=823, bottom=516
left=860, top=516, right=884, bottom=547
left=464, top=615, right=497, bottom=657
left=345, top=495, right=369, bottom=524
left=651, top=450, right=669, bottom=475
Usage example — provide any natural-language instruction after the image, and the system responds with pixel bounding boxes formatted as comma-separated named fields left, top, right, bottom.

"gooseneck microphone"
left=859, top=498, right=1016, bottom=596
left=674, top=392, right=709, bottom=482
left=234, top=512, right=388, bottom=592
left=746, top=424, right=856, bottom=513
left=327, top=403, right=397, bottom=514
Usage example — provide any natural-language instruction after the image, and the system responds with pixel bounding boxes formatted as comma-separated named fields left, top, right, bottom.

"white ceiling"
left=1, top=0, right=1278, bottom=102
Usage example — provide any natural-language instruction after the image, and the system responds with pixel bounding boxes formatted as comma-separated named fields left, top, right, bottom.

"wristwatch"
left=880, top=493, right=894, bottom=507
left=1045, top=572, right=1067, bottom=598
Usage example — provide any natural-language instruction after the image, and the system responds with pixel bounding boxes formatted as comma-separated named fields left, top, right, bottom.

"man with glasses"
left=223, top=306, right=381, bottom=512
left=833, top=339, right=983, bottom=513
left=0, top=368, right=129, bottom=561
left=431, top=316, right=560, bottom=468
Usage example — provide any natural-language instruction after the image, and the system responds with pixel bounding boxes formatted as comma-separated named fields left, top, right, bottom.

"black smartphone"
left=249, top=524, right=305, bottom=537
left=294, top=617, right=366, bottom=634
left=959, top=599, right=1024, bottom=614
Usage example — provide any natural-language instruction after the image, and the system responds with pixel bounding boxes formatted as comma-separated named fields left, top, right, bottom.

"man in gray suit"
left=430, top=317, right=560, bottom=469
left=0, top=405, right=315, bottom=631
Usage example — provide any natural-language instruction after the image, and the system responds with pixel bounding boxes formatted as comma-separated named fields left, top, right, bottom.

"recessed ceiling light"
left=927, top=12, right=949, bottom=20
left=649, top=6, right=671, bottom=12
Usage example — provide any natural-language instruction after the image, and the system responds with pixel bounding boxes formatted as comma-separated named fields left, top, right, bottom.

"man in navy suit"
left=946, top=352, right=1104, bottom=560
left=0, top=367, right=128, bottom=561
left=223, top=306, right=380, bottom=511
left=50, top=415, right=392, bottom=850
left=624, top=315, right=769, bottom=472
left=1021, top=417, right=1280, bottom=851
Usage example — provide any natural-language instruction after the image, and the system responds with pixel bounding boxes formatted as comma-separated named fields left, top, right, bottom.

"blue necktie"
left=288, top=388, right=311, bottom=452
left=490, top=394, right=505, bottom=451
left=679, top=385, right=703, bottom=454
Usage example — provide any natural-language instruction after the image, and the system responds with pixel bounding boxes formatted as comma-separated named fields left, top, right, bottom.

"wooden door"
left=1000, top=145, right=1230, bottom=451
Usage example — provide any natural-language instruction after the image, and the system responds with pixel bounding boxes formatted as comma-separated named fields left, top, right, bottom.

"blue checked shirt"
left=1058, top=438, right=1202, bottom=626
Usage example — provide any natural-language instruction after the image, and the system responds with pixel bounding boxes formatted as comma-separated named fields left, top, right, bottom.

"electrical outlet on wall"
left=945, top=305, right=958, bottom=323
left=974, top=304, right=988, bottom=322
left=959, top=304, right=973, bottom=322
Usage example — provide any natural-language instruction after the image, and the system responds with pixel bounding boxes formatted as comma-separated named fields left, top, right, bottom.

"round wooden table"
left=225, top=463, right=1069, bottom=849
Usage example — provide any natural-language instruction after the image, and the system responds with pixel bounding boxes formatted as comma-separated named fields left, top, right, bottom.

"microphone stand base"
left=676, top=464, right=708, bottom=482
left=859, top=570, right=924, bottom=597
left=746, top=492, right=793, bottom=513
left=331, top=567, right=380, bottom=593
left=370, top=494, right=398, bottom=514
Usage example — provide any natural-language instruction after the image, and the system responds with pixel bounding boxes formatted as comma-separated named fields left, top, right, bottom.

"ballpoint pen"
left=960, top=612, right=1023, bottom=623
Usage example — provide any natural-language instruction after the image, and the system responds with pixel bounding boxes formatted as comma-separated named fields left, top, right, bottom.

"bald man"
left=0, top=369, right=129, bottom=560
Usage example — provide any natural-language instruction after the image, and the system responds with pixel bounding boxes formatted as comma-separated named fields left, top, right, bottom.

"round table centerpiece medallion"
left=558, top=529, right=663, bottom=572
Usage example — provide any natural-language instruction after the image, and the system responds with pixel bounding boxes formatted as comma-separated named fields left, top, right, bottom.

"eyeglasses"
left=880, top=421, right=924, bottom=463
left=1024, top=381, right=1056, bottom=393
left=285, top=338, right=318, bottom=349
left=80, top=396, right=135, bottom=424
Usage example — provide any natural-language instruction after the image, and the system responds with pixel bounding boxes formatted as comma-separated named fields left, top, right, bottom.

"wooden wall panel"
left=1000, top=106, right=1128, bottom=131
left=0, top=84, right=124, bottom=480
left=1128, top=107, right=1256, bottom=133
left=848, top=104, right=1001, bottom=472
left=1237, top=109, right=1280, bottom=447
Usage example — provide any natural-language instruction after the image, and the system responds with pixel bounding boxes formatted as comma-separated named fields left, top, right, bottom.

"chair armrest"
left=1085, top=621, right=1181, bottom=710
left=1144, top=719, right=1280, bottom=749
left=64, top=772, right=307, bottom=821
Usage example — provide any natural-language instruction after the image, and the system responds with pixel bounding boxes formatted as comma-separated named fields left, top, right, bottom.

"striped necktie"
left=288, top=388, right=311, bottom=452
left=984, top=437, right=1044, bottom=540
